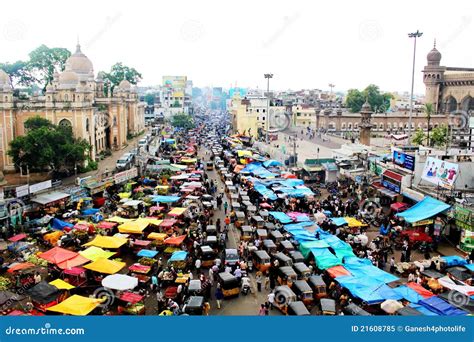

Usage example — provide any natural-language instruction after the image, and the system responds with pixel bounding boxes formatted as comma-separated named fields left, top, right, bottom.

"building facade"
left=0, top=43, right=145, bottom=171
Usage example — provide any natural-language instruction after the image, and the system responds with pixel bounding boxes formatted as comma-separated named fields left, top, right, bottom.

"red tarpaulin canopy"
left=128, top=264, right=151, bottom=274
left=8, top=233, right=27, bottom=242
left=260, top=203, right=272, bottom=209
left=164, top=235, right=186, bottom=246
left=97, top=221, right=117, bottom=230
left=282, top=173, right=297, bottom=179
left=390, top=202, right=409, bottom=212
left=160, top=219, right=177, bottom=228
left=39, top=247, right=78, bottom=265
left=8, top=262, right=36, bottom=273
left=63, top=267, right=86, bottom=276
left=326, top=265, right=351, bottom=278
left=407, top=282, right=435, bottom=298
left=57, top=255, right=89, bottom=270
left=133, top=240, right=151, bottom=247
left=118, top=292, right=144, bottom=304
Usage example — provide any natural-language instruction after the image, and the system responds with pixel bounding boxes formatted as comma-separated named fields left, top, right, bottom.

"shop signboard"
left=454, top=205, right=473, bottom=232
left=421, top=157, right=459, bottom=189
left=114, top=167, right=138, bottom=184
left=15, top=184, right=29, bottom=198
left=412, top=219, right=434, bottom=227
left=29, top=180, right=52, bottom=194
left=393, top=150, right=415, bottom=171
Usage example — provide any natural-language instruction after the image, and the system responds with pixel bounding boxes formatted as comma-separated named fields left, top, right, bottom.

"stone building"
left=0, top=43, right=145, bottom=171
left=423, top=41, right=474, bottom=113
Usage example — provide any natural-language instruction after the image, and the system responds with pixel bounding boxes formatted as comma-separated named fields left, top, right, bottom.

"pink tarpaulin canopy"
left=260, top=203, right=272, bottom=209
left=160, top=219, right=177, bottom=228
left=133, top=240, right=151, bottom=247
left=97, top=221, right=117, bottom=230
left=8, top=233, right=27, bottom=242
left=118, top=292, right=144, bottom=304
left=164, top=235, right=186, bottom=246
left=63, top=267, right=86, bottom=276
left=287, top=212, right=309, bottom=221
left=128, top=264, right=151, bottom=274
left=39, top=247, right=78, bottom=265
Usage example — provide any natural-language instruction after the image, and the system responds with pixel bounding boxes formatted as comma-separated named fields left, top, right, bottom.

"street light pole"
left=407, top=30, right=423, bottom=145
left=264, top=73, right=273, bottom=144
left=328, top=83, right=335, bottom=108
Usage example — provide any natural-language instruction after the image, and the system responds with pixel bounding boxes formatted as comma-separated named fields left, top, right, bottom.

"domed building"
left=0, top=43, right=145, bottom=171
left=423, top=41, right=474, bottom=113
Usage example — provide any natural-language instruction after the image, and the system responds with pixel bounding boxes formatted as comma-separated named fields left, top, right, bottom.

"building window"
left=86, top=118, right=90, bottom=132
left=379, top=123, right=384, bottom=130
left=58, top=119, right=72, bottom=128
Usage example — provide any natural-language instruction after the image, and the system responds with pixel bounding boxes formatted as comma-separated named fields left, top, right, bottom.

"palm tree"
left=424, top=103, right=434, bottom=146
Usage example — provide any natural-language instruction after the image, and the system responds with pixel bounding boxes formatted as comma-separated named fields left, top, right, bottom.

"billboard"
left=393, top=150, right=415, bottom=171
left=421, top=157, right=459, bottom=189
left=162, top=76, right=187, bottom=89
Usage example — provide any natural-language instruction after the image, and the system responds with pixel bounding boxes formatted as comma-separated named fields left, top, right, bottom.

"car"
left=222, top=248, right=239, bottom=268
left=116, top=153, right=134, bottom=170
left=129, top=148, right=138, bottom=156
left=138, top=138, right=147, bottom=147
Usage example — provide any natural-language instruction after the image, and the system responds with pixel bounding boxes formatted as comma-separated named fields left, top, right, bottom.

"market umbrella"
left=102, top=274, right=138, bottom=291
left=39, top=247, right=78, bottom=265
left=381, top=300, right=404, bottom=314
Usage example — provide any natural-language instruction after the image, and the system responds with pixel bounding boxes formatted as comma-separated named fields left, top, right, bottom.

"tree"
left=27, top=45, right=71, bottom=90
left=102, top=62, right=142, bottom=93
left=424, top=103, right=434, bottom=146
left=430, top=125, right=448, bottom=147
left=144, top=93, right=156, bottom=106
left=0, top=60, right=36, bottom=88
left=412, top=128, right=426, bottom=146
left=345, top=89, right=365, bottom=113
left=171, top=114, right=195, bottom=130
left=345, top=85, right=393, bottom=113
left=8, top=116, right=90, bottom=173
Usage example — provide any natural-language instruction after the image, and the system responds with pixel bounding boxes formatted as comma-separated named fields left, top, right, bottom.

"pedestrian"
left=255, top=271, right=263, bottom=292
left=258, top=304, right=266, bottom=316
left=203, top=301, right=211, bottom=316
left=195, top=258, right=202, bottom=274
left=267, top=292, right=275, bottom=310
left=223, top=201, right=228, bottom=214
left=264, top=272, right=270, bottom=290
left=151, top=274, right=158, bottom=292
left=215, top=284, right=224, bottom=309
left=389, top=256, right=395, bottom=273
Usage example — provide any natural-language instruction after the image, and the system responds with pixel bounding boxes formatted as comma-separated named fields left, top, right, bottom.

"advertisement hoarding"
left=393, top=150, right=415, bottom=171
left=421, top=157, right=459, bottom=189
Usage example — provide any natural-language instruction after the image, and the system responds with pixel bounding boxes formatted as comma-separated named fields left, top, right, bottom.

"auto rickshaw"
left=264, top=222, right=276, bottom=231
left=274, top=252, right=293, bottom=267
left=256, top=229, right=268, bottom=240
left=263, top=239, right=277, bottom=255
left=288, top=301, right=310, bottom=316
left=232, top=202, right=241, bottom=211
left=251, top=216, right=265, bottom=229
left=218, top=272, right=240, bottom=298
left=252, top=250, right=271, bottom=273
left=259, top=210, right=269, bottom=221
left=234, top=211, right=245, bottom=228
left=183, top=296, right=204, bottom=315
left=290, top=251, right=305, bottom=264
left=240, top=195, right=250, bottom=202
left=206, top=225, right=217, bottom=236
left=240, top=226, right=253, bottom=241
left=270, top=230, right=284, bottom=244
left=187, top=280, right=202, bottom=297
left=293, top=262, right=311, bottom=280
left=308, top=275, right=327, bottom=299
left=320, top=298, right=337, bottom=315
left=277, top=266, right=297, bottom=286
left=205, top=161, right=213, bottom=171
left=280, top=240, right=295, bottom=253
left=204, top=235, right=218, bottom=249
left=247, top=205, right=257, bottom=216
left=343, top=303, right=372, bottom=316
left=292, top=280, right=314, bottom=307
left=241, top=200, right=252, bottom=210
left=274, top=285, right=297, bottom=315
left=200, top=245, right=216, bottom=268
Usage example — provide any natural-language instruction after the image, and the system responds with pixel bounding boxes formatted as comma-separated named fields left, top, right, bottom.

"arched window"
left=341, top=123, right=346, bottom=130
left=354, top=123, right=358, bottom=130
left=379, top=123, right=384, bottom=130
left=86, top=118, right=90, bottom=132
left=59, top=119, right=72, bottom=128
left=444, top=96, right=457, bottom=113
left=348, top=123, right=352, bottom=130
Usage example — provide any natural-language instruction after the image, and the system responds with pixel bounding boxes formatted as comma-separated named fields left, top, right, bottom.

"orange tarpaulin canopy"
left=406, top=282, right=435, bottom=298
left=39, top=247, right=78, bottom=265
left=233, top=165, right=245, bottom=173
left=8, top=262, right=36, bottom=273
left=164, top=235, right=186, bottom=246
left=57, top=254, right=90, bottom=270
left=326, top=265, right=351, bottom=278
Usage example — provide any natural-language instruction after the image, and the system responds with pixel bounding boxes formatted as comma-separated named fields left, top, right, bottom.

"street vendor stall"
left=47, top=295, right=102, bottom=316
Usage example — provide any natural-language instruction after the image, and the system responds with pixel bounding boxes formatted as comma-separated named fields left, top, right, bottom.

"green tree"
left=345, top=85, right=393, bottom=113
left=27, top=45, right=71, bottom=90
left=8, top=116, right=90, bottom=173
left=424, top=103, right=434, bottom=146
left=144, top=93, right=156, bottom=106
left=171, top=114, right=195, bottom=130
left=430, top=125, right=448, bottom=147
left=102, top=62, right=142, bottom=92
left=411, top=128, right=426, bottom=146
left=345, top=89, right=365, bottom=112
left=0, top=60, right=36, bottom=87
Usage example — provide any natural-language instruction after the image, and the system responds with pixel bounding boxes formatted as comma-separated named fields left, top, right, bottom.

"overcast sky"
left=1, top=0, right=472, bottom=94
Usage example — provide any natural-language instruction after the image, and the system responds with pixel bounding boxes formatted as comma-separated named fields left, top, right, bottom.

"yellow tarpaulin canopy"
left=135, top=217, right=163, bottom=227
left=83, top=236, right=128, bottom=249
left=118, top=220, right=149, bottom=234
left=118, top=192, right=131, bottom=199
left=344, top=217, right=367, bottom=228
left=237, top=150, right=252, bottom=157
left=79, top=246, right=116, bottom=261
left=148, top=232, right=168, bottom=240
left=49, top=279, right=75, bottom=290
left=84, top=258, right=125, bottom=274
left=155, top=185, right=169, bottom=190
left=47, top=295, right=102, bottom=316
left=168, top=207, right=187, bottom=216
left=106, top=216, right=131, bottom=224
left=180, top=158, right=197, bottom=164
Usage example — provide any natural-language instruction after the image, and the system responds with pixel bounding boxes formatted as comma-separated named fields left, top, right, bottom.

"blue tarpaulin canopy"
left=331, top=217, right=348, bottom=226
left=269, top=211, right=292, bottom=224
left=419, top=296, right=466, bottom=316
left=393, top=286, right=424, bottom=304
left=342, top=257, right=399, bottom=284
left=150, top=195, right=181, bottom=203
left=169, top=251, right=187, bottom=262
left=82, top=208, right=100, bottom=216
left=137, top=249, right=158, bottom=258
left=284, top=222, right=315, bottom=230
left=51, top=218, right=74, bottom=230
left=311, top=248, right=342, bottom=270
left=254, top=183, right=277, bottom=201
left=396, top=196, right=450, bottom=223
left=337, top=275, right=403, bottom=304
left=441, top=255, right=467, bottom=267
left=409, top=303, right=439, bottom=316
left=263, top=160, right=282, bottom=168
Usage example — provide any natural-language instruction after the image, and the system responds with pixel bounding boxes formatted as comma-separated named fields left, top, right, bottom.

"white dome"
left=58, top=70, right=79, bottom=89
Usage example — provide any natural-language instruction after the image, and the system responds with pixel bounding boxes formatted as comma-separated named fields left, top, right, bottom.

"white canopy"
left=102, top=274, right=138, bottom=291
left=122, top=200, right=143, bottom=207
left=438, top=276, right=474, bottom=296
left=170, top=174, right=191, bottom=180
left=31, top=192, right=70, bottom=205
left=381, top=300, right=403, bottom=314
